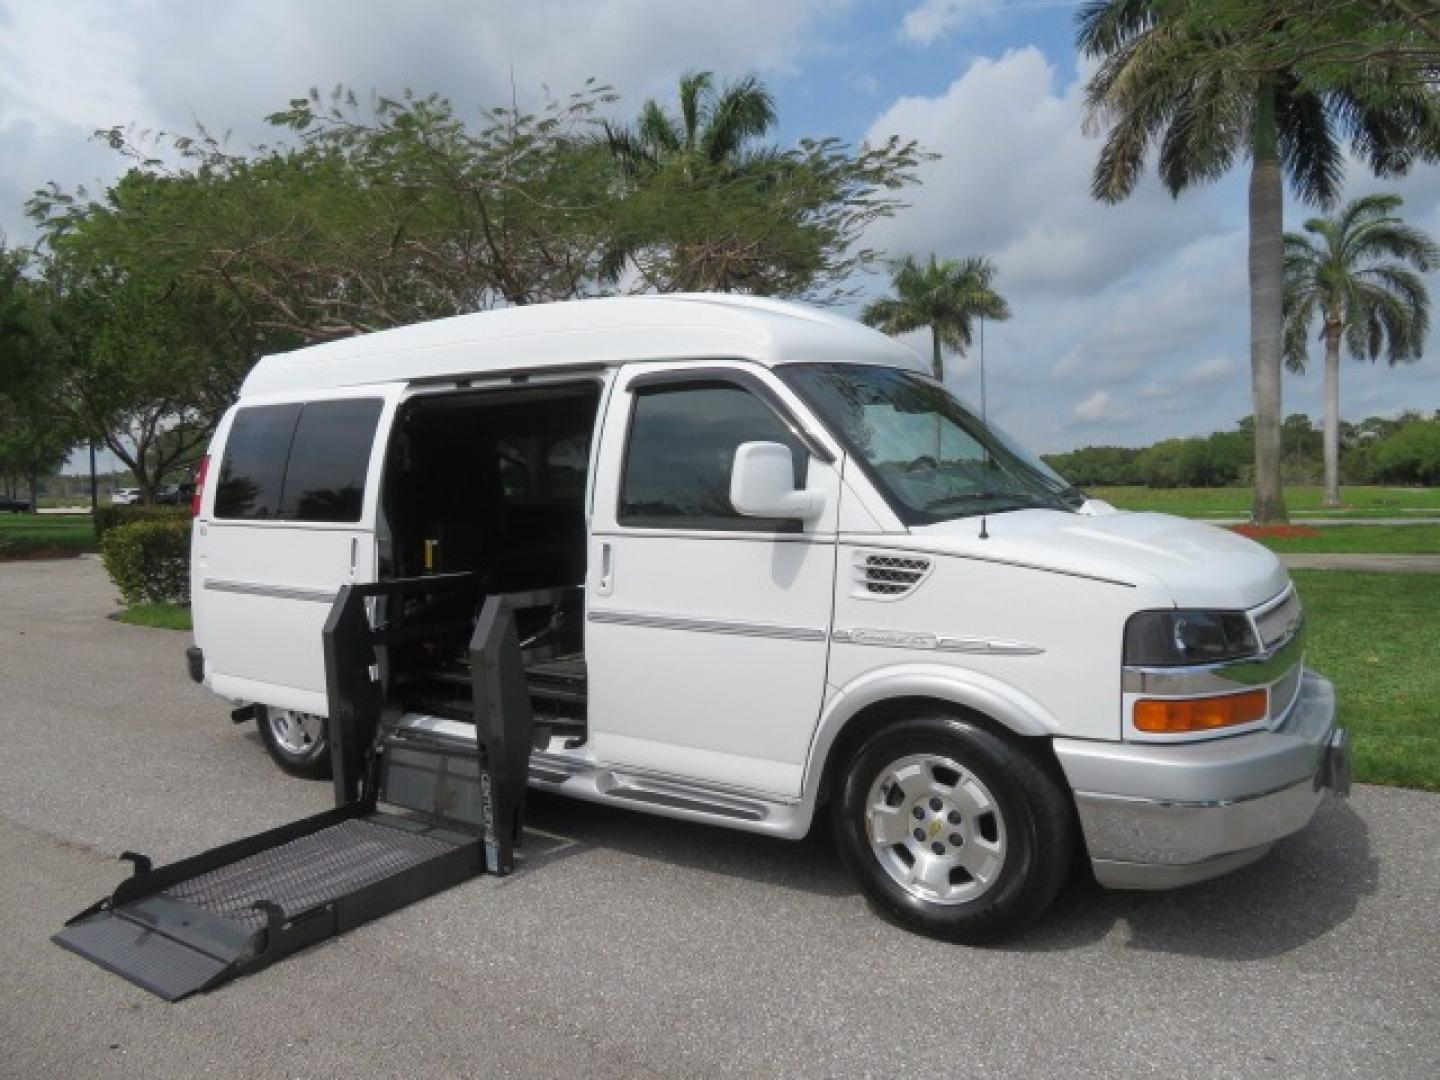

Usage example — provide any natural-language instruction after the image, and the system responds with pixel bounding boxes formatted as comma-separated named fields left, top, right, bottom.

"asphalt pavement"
left=2, top=557, right=1438, bottom=1079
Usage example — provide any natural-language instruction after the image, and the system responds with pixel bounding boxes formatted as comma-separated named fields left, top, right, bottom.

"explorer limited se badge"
left=847, top=628, right=938, bottom=649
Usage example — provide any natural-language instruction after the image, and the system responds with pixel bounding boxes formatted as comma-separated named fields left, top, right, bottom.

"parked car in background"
left=0, top=495, right=30, bottom=513
left=155, top=483, right=196, bottom=506
left=111, top=488, right=142, bottom=506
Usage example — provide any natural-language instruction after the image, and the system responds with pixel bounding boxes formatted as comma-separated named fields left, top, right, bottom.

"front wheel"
left=831, top=713, right=1074, bottom=944
left=257, top=706, right=332, bottom=779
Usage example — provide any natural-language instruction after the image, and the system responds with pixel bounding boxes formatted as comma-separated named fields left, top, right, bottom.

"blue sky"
left=3, top=0, right=1438, bottom=470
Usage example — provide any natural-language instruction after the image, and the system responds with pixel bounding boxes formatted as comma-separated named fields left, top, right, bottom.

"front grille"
left=1255, top=589, right=1302, bottom=649
left=854, top=553, right=932, bottom=598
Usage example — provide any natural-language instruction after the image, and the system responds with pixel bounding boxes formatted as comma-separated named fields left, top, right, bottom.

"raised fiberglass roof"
left=239, top=292, right=921, bottom=398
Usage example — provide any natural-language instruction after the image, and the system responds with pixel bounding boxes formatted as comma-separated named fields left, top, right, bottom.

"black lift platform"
left=54, top=575, right=533, bottom=1001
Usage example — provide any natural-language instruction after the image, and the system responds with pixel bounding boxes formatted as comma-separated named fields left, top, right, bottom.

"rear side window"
left=279, top=399, right=384, bottom=522
left=214, top=404, right=301, bottom=519
left=214, top=399, right=382, bottom=522
left=619, top=382, right=806, bottom=531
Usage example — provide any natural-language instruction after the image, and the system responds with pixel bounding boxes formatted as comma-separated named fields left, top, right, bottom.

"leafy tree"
left=1280, top=412, right=1324, bottom=482
left=860, top=254, right=1010, bottom=382
left=35, top=253, right=259, bottom=501
left=1135, top=430, right=1252, bottom=488
left=31, top=82, right=925, bottom=338
left=1165, top=2, right=1440, bottom=88
left=31, top=86, right=624, bottom=340
left=1077, top=0, right=1440, bottom=523
left=1371, top=418, right=1440, bottom=483
left=604, top=73, right=926, bottom=297
left=1041, top=444, right=1145, bottom=486
left=605, top=71, right=778, bottom=175
left=0, top=247, right=74, bottom=505
left=1282, top=193, right=1438, bottom=505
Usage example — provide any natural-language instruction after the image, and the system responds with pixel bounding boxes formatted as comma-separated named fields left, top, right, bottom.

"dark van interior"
left=377, top=381, right=603, bottom=747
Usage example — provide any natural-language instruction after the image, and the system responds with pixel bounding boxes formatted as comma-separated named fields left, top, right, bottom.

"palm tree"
left=602, top=72, right=791, bottom=293
left=861, top=254, right=1010, bottom=384
left=1077, top=1, right=1440, bottom=523
left=1283, top=194, right=1437, bottom=506
left=604, top=71, right=777, bottom=178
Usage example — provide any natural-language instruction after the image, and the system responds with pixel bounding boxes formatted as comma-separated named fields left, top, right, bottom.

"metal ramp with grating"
left=54, top=578, right=533, bottom=1001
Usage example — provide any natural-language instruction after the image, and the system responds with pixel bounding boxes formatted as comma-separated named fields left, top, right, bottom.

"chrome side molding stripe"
left=587, top=609, right=827, bottom=642
left=831, top=627, right=1043, bottom=655
left=203, top=578, right=339, bottom=604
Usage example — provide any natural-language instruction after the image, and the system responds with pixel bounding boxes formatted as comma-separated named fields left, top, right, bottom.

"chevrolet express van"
left=188, top=293, right=1350, bottom=940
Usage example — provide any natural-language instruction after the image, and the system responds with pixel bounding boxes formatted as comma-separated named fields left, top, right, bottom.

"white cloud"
left=1072, top=389, right=1125, bottom=423
left=8, top=3, right=1440, bottom=452
left=864, top=47, right=1232, bottom=297
left=0, top=0, right=845, bottom=241
left=1180, top=355, right=1237, bottom=385
left=899, top=0, right=998, bottom=45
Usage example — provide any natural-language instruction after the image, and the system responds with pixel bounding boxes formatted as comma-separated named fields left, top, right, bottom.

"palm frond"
left=702, top=75, right=776, bottom=165
left=1282, top=290, right=1318, bottom=374
left=677, top=72, right=713, bottom=149
left=1347, top=217, right=1440, bottom=271
left=1075, top=0, right=1158, bottom=59
left=1336, top=193, right=1404, bottom=237
left=1277, top=83, right=1345, bottom=208
left=1157, top=67, right=1247, bottom=195
left=859, top=295, right=924, bottom=335
left=637, top=101, right=681, bottom=155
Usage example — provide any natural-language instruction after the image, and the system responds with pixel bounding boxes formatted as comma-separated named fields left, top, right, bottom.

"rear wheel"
left=257, top=706, right=332, bottom=779
left=831, top=712, right=1074, bottom=944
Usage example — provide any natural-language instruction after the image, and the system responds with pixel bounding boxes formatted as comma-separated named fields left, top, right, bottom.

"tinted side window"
left=279, top=399, right=384, bottom=522
left=619, top=383, right=806, bottom=531
left=214, top=404, right=301, bottom=519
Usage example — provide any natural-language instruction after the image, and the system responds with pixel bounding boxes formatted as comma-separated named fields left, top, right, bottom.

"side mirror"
left=730, top=441, right=825, bottom=521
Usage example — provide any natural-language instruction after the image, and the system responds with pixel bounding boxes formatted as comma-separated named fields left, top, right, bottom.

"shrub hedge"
left=101, top=519, right=192, bottom=605
left=94, top=504, right=190, bottom=540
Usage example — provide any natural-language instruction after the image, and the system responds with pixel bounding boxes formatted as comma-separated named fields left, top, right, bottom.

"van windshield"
left=779, top=363, right=1083, bottom=524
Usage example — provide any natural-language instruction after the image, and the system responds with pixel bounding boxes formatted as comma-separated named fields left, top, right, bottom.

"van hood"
left=906, top=509, right=1289, bottom=609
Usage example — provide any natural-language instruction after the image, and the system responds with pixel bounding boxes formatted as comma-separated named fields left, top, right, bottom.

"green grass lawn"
left=1293, top=570, right=1440, bottom=792
left=0, top=513, right=97, bottom=559
left=1092, top=485, right=1440, bottom=518
left=116, top=603, right=193, bottom=631
left=1239, top=524, right=1440, bottom=554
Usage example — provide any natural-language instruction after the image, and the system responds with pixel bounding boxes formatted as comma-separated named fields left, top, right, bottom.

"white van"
left=187, top=293, right=1349, bottom=940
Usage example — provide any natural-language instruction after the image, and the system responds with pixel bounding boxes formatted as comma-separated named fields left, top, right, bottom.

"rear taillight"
left=191, top=455, right=209, bottom=516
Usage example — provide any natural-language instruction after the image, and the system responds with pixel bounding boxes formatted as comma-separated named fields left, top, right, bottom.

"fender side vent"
left=854, top=553, right=932, bottom=599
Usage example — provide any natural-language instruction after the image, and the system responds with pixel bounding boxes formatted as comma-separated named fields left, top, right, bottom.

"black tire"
left=256, top=705, right=333, bottom=780
left=830, top=712, right=1074, bottom=944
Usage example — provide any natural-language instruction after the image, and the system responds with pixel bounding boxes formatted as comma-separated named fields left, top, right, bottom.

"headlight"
left=1123, top=610, right=1258, bottom=667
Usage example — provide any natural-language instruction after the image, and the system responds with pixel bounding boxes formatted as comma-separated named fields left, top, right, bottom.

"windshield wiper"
left=922, top=491, right=1066, bottom=514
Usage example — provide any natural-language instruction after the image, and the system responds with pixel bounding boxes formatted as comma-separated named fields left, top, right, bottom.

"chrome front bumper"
left=1054, top=670, right=1350, bottom=889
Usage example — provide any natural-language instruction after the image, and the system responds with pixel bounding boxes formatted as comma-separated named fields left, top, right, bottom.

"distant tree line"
left=1044, top=411, right=1440, bottom=488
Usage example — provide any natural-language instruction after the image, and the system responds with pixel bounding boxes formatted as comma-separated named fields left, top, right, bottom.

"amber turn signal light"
left=1134, top=689, right=1268, bottom=734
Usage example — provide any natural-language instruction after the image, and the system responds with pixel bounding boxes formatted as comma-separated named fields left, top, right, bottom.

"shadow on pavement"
left=522, top=789, right=1377, bottom=958
left=1019, top=796, right=1378, bottom=960
left=237, top=730, right=1377, bottom=959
